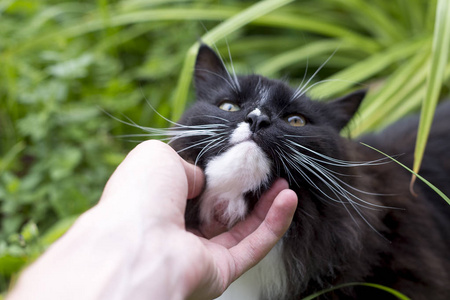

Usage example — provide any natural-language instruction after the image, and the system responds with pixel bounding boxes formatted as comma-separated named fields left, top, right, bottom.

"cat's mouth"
left=199, top=203, right=229, bottom=238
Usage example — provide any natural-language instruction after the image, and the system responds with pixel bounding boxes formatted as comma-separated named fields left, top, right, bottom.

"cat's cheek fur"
left=199, top=140, right=271, bottom=237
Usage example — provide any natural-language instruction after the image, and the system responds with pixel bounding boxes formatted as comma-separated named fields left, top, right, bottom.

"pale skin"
left=7, top=140, right=298, bottom=300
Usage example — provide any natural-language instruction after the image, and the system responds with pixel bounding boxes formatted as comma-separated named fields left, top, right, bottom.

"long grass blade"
left=361, top=143, right=450, bottom=205
left=412, top=0, right=450, bottom=176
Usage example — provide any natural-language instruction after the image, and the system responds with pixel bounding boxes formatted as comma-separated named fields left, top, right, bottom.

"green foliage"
left=301, top=282, right=411, bottom=300
left=0, top=0, right=449, bottom=295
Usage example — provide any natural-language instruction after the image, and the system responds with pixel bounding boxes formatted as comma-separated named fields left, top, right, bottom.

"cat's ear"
left=194, top=44, right=228, bottom=99
left=327, top=89, right=366, bottom=130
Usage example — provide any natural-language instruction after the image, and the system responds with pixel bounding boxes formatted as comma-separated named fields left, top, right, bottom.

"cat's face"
left=171, top=44, right=365, bottom=237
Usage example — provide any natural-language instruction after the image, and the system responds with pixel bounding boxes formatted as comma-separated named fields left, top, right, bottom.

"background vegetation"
left=0, top=0, right=449, bottom=296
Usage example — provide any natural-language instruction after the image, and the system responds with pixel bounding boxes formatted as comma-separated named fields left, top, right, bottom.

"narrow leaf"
left=413, top=0, right=450, bottom=175
left=301, top=282, right=410, bottom=300
left=361, top=143, right=450, bottom=205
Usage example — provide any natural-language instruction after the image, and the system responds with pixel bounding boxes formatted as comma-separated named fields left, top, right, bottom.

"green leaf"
left=361, top=143, right=450, bottom=205
left=413, top=0, right=450, bottom=175
left=40, top=215, right=79, bottom=246
left=20, top=221, right=39, bottom=243
left=302, top=282, right=411, bottom=300
left=49, top=147, right=82, bottom=180
left=0, top=255, right=27, bottom=277
left=0, top=141, right=25, bottom=173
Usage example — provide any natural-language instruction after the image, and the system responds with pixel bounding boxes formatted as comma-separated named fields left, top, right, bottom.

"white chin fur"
left=200, top=135, right=271, bottom=228
left=230, top=122, right=252, bottom=144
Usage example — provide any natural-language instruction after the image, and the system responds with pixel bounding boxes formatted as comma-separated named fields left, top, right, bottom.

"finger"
left=250, top=179, right=290, bottom=223
left=102, top=140, right=182, bottom=197
left=210, top=178, right=289, bottom=248
left=100, top=140, right=200, bottom=215
left=228, top=188, right=297, bottom=278
left=180, top=158, right=205, bottom=199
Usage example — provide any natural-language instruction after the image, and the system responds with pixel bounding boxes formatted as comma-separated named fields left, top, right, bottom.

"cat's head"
left=171, top=44, right=366, bottom=236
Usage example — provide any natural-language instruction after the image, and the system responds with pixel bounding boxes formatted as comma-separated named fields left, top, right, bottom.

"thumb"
left=100, top=140, right=204, bottom=212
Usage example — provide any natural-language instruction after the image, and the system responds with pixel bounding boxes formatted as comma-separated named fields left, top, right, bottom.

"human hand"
left=8, top=140, right=297, bottom=300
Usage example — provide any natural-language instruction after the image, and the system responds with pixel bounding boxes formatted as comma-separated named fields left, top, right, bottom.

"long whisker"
left=176, top=133, right=228, bottom=154
left=292, top=154, right=388, bottom=238
left=286, top=140, right=391, bottom=167
left=226, top=39, right=241, bottom=92
left=194, top=135, right=228, bottom=167
left=200, top=115, right=231, bottom=122
left=298, top=57, right=309, bottom=93
left=293, top=79, right=364, bottom=100
left=277, top=144, right=350, bottom=205
left=291, top=47, right=339, bottom=101
left=212, top=43, right=240, bottom=93
left=194, top=68, right=239, bottom=93
left=284, top=142, right=395, bottom=202
left=278, top=138, right=397, bottom=239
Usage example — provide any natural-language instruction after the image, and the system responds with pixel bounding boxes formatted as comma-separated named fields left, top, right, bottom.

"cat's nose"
left=245, top=113, right=271, bottom=133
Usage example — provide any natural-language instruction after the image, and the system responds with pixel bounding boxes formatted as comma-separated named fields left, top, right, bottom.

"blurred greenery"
left=0, top=0, right=449, bottom=296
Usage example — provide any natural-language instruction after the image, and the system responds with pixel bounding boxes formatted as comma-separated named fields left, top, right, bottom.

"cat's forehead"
left=240, top=75, right=312, bottom=112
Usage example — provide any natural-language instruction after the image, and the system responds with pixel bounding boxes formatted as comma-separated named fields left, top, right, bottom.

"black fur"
left=172, top=44, right=450, bottom=299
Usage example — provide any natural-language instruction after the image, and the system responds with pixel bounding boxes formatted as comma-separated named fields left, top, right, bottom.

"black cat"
left=163, top=44, right=450, bottom=299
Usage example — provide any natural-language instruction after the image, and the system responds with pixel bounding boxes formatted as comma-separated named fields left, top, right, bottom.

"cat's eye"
left=219, top=101, right=240, bottom=112
left=285, top=114, right=306, bottom=127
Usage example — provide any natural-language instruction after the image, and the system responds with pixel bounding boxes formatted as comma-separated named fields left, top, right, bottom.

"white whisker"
left=212, top=43, right=240, bottom=93
left=194, top=135, right=228, bottom=167
left=277, top=138, right=398, bottom=238
left=226, top=40, right=241, bottom=92
left=286, top=140, right=391, bottom=167
left=293, top=79, right=362, bottom=100
left=291, top=48, right=339, bottom=101
left=195, top=68, right=238, bottom=93
left=176, top=133, right=228, bottom=154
